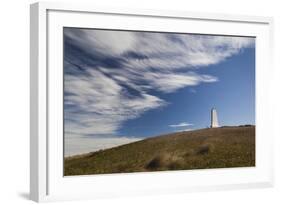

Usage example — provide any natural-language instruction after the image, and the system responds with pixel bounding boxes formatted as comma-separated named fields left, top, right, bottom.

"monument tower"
left=211, top=108, right=219, bottom=128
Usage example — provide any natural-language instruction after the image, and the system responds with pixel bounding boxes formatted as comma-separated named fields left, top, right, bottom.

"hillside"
left=64, top=126, right=255, bottom=176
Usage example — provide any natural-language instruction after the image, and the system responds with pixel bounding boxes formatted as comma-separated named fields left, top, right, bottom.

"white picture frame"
left=30, top=2, right=274, bottom=202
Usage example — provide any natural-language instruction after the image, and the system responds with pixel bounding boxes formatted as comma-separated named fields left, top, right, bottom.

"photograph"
left=63, top=27, right=255, bottom=176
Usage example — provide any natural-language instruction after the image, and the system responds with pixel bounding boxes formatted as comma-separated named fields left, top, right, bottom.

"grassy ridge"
left=64, top=126, right=255, bottom=176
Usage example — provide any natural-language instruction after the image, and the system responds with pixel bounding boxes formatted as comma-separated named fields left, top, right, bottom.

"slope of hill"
left=64, top=126, right=255, bottom=176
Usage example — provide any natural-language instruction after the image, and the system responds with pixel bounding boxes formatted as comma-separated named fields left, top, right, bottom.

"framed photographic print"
left=30, top=2, right=274, bottom=202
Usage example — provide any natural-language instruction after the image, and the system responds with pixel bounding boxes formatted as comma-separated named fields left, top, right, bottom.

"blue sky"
left=63, top=28, right=255, bottom=156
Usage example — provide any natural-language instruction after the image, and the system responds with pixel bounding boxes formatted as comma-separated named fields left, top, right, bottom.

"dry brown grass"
left=64, top=126, right=255, bottom=176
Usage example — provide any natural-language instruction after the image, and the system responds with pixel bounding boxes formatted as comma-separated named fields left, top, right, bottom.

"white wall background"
left=0, top=0, right=280, bottom=204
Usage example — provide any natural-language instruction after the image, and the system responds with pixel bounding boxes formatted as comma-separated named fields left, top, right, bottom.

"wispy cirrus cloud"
left=64, top=67, right=165, bottom=137
left=169, top=122, right=193, bottom=128
left=175, top=128, right=193, bottom=133
left=63, top=28, right=254, bottom=154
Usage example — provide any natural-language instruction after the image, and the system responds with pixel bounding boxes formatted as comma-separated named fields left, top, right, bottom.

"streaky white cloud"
left=124, top=33, right=254, bottom=70
left=143, top=72, right=218, bottom=93
left=175, top=128, right=193, bottom=132
left=64, top=28, right=136, bottom=56
left=64, top=66, right=166, bottom=136
left=169, top=122, right=193, bottom=127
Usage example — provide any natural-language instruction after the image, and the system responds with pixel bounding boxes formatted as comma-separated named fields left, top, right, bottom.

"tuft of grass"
left=145, top=154, right=184, bottom=171
left=145, top=155, right=168, bottom=170
left=196, top=144, right=213, bottom=155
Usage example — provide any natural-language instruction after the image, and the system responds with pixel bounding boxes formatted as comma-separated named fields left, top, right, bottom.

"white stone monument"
left=211, top=108, right=219, bottom=128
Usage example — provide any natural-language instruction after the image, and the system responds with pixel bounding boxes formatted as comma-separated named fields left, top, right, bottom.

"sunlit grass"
left=64, top=126, right=255, bottom=176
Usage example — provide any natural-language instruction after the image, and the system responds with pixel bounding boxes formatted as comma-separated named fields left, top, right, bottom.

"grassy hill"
left=64, top=126, right=255, bottom=176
